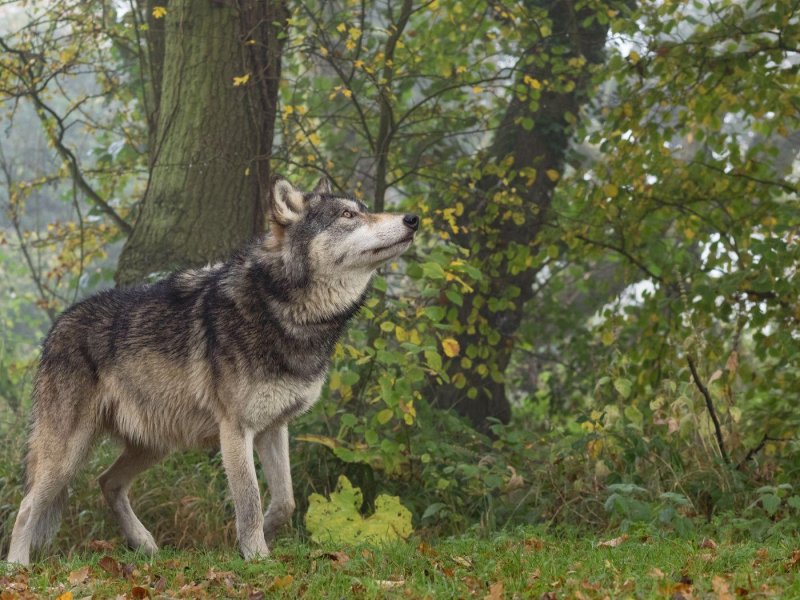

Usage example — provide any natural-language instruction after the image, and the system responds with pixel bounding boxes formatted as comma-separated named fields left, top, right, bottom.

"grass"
left=3, top=528, right=799, bottom=598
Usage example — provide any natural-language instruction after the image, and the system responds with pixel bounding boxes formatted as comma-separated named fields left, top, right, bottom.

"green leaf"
left=305, top=475, right=413, bottom=544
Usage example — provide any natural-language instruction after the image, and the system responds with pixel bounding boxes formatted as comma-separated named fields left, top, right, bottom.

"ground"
left=2, top=528, right=799, bottom=598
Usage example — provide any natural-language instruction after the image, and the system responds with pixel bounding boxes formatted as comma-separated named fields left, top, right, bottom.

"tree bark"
left=432, top=0, right=612, bottom=428
left=116, top=0, right=287, bottom=286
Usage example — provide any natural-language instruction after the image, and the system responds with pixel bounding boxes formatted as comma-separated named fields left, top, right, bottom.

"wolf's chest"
left=239, top=375, right=325, bottom=431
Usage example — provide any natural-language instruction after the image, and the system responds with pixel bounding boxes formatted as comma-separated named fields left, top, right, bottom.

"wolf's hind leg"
left=255, top=425, right=295, bottom=543
left=99, top=444, right=163, bottom=555
left=7, top=424, right=94, bottom=565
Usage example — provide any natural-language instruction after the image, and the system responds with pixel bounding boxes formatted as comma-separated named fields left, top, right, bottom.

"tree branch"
left=687, top=354, right=729, bottom=464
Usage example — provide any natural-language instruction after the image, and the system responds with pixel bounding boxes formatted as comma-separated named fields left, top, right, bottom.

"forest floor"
left=2, top=528, right=799, bottom=599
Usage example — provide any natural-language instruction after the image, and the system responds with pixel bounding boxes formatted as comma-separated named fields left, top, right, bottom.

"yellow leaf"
left=342, top=88, right=353, bottom=98
left=603, top=183, right=619, bottom=197
left=628, top=50, right=640, bottom=64
left=442, top=338, right=460, bottom=358
left=472, top=86, right=483, bottom=94
left=456, top=65, right=467, bottom=74
left=546, top=169, right=560, bottom=182
left=151, top=5, right=167, bottom=19
left=336, top=22, right=347, bottom=32
left=57, top=593, right=74, bottom=600
left=523, top=75, right=542, bottom=89
left=319, top=46, right=329, bottom=57
left=308, top=132, right=321, bottom=146
left=271, top=574, right=294, bottom=590
left=232, top=73, right=250, bottom=86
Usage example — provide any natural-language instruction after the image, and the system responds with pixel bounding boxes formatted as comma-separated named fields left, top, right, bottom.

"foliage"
left=304, top=475, right=412, bottom=544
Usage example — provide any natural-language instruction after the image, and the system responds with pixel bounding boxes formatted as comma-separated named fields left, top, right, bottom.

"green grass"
left=3, top=528, right=799, bottom=598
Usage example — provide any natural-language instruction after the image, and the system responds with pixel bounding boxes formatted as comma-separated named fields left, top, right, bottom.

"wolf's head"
left=266, top=176, right=418, bottom=284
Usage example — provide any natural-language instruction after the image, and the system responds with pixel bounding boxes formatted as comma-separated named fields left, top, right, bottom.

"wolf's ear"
left=270, top=177, right=306, bottom=226
left=313, top=176, right=333, bottom=195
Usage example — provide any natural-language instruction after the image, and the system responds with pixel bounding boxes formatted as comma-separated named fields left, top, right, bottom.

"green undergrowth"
left=2, top=528, right=799, bottom=599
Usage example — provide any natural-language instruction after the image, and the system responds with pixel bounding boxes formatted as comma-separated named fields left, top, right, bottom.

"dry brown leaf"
left=453, top=556, right=473, bottom=568
left=98, top=556, right=122, bottom=578
left=417, top=542, right=437, bottom=557
left=524, top=538, right=545, bottom=551
left=376, top=579, right=405, bottom=590
left=539, top=592, right=558, bottom=600
left=597, top=534, right=629, bottom=548
left=67, top=566, right=90, bottom=586
left=484, top=581, right=504, bottom=600
left=649, top=567, right=665, bottom=579
left=712, top=575, right=733, bottom=600
left=129, top=586, right=149, bottom=599
left=248, top=589, right=265, bottom=600
left=527, top=568, right=541, bottom=586
left=88, top=540, right=115, bottom=552
left=269, top=575, right=294, bottom=590
left=700, top=538, right=718, bottom=550
left=785, top=549, right=800, bottom=571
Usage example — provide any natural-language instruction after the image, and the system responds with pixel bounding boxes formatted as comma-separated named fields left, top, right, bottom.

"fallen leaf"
left=785, top=549, right=800, bottom=570
left=153, top=576, right=167, bottom=592
left=98, top=556, right=122, bottom=578
left=598, top=534, right=629, bottom=548
left=129, top=586, right=149, bottom=599
left=417, top=542, right=437, bottom=557
left=248, top=590, right=265, bottom=600
left=453, top=556, right=473, bottom=568
left=524, top=538, right=545, bottom=551
left=56, top=593, right=73, bottom=600
left=484, top=581, right=503, bottom=600
left=376, top=579, right=405, bottom=589
left=712, top=575, right=733, bottom=600
left=700, top=538, right=718, bottom=550
left=122, top=563, right=137, bottom=580
left=269, top=575, right=294, bottom=590
left=539, top=593, right=558, bottom=600
left=649, top=567, right=666, bottom=579
left=89, top=540, right=115, bottom=552
left=67, top=566, right=90, bottom=586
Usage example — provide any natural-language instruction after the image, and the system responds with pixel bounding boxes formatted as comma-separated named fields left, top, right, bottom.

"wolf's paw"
left=128, top=532, right=158, bottom=556
left=240, top=537, right=270, bottom=561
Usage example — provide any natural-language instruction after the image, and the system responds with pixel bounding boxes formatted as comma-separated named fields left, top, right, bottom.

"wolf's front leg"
left=255, top=424, right=295, bottom=542
left=219, top=420, right=268, bottom=559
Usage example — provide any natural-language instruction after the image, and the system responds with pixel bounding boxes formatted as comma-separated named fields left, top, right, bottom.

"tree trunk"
left=116, top=0, right=287, bottom=286
left=432, top=0, right=612, bottom=428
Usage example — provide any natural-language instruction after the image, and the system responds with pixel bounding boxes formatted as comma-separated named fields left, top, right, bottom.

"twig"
left=687, top=354, right=729, bottom=464
left=737, top=434, right=794, bottom=470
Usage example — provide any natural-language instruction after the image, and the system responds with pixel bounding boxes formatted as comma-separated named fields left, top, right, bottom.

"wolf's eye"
left=342, top=209, right=354, bottom=219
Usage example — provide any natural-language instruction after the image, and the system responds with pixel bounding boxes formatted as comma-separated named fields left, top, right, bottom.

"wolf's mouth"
left=368, top=235, right=414, bottom=255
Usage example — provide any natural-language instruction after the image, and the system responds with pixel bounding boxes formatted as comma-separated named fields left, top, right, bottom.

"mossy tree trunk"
left=116, top=0, right=287, bottom=286
left=432, top=0, right=612, bottom=428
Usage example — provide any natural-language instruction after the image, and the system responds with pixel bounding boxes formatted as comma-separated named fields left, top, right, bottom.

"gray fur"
left=6, top=177, right=418, bottom=565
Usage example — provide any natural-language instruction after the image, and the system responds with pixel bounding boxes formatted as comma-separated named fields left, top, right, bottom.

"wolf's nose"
left=403, top=214, right=419, bottom=231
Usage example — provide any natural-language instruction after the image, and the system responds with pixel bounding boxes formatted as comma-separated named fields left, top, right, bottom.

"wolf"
left=5, top=176, right=419, bottom=565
